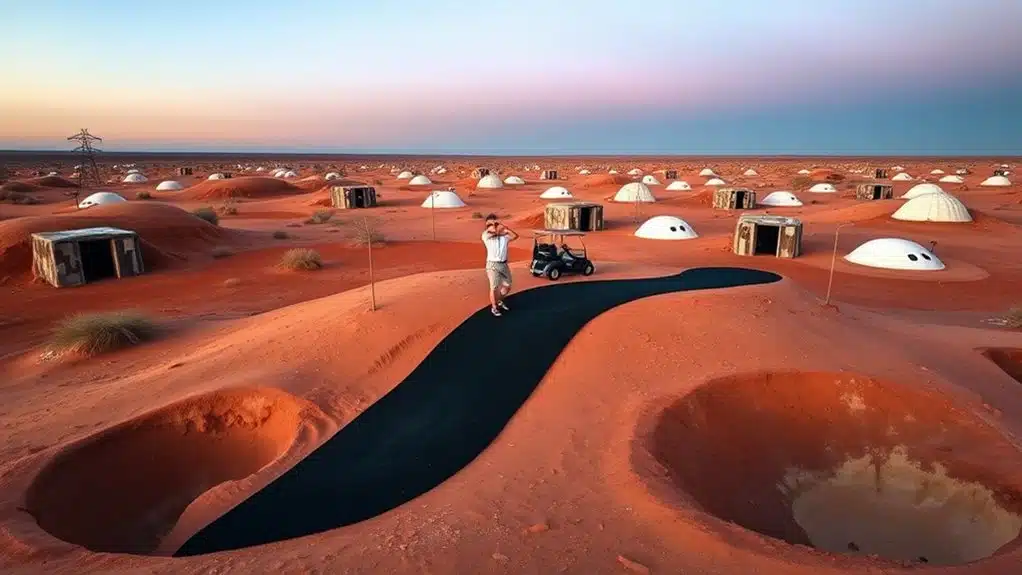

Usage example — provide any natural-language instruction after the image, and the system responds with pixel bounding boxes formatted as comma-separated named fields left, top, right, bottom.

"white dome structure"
left=281, top=170, right=297, bottom=179
left=705, top=177, right=727, bottom=186
left=893, top=165, right=905, bottom=172
left=477, top=174, right=504, bottom=189
left=255, top=167, right=266, bottom=172
left=892, top=193, right=971, bottom=223
left=939, top=175, right=964, bottom=184
left=641, top=175, right=662, bottom=186
left=156, top=180, right=184, bottom=191
left=809, top=183, right=836, bottom=193
left=540, top=186, right=573, bottom=199
left=901, top=183, right=945, bottom=199
left=579, top=169, right=591, bottom=175
left=421, top=190, right=466, bottom=208
left=396, top=171, right=414, bottom=180
left=613, top=182, right=656, bottom=203
left=980, top=175, right=1012, bottom=187
left=743, top=168, right=759, bottom=177
left=845, top=238, right=945, bottom=271
left=892, top=172, right=913, bottom=182
left=78, top=192, right=126, bottom=209
left=627, top=168, right=643, bottom=176
left=408, top=175, right=432, bottom=186
left=666, top=181, right=692, bottom=191
left=930, top=169, right=945, bottom=175
left=47, top=171, right=58, bottom=177
left=207, top=173, right=225, bottom=180
left=759, top=191, right=803, bottom=207
left=122, top=173, right=147, bottom=183
left=797, top=169, right=811, bottom=175
left=608, top=169, right=619, bottom=175
left=325, top=172, right=341, bottom=180
left=634, top=215, right=698, bottom=240
left=699, top=168, right=716, bottom=177
left=503, top=176, right=525, bottom=185
left=126, top=168, right=141, bottom=175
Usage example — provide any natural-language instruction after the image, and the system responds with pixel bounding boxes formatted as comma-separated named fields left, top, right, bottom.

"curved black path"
left=175, top=267, right=781, bottom=556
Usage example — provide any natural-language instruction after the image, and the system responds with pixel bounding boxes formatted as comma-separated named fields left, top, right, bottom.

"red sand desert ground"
left=2, top=156, right=1022, bottom=574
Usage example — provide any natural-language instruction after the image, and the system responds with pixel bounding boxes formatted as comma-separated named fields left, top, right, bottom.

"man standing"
left=481, top=213, right=519, bottom=316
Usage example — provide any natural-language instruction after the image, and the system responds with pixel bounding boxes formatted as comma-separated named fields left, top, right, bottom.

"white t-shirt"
left=482, top=230, right=510, bottom=262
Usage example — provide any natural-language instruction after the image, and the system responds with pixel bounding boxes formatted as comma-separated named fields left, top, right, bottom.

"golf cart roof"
left=532, top=229, right=587, bottom=236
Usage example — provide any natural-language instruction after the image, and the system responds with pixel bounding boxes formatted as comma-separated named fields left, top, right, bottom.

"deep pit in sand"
left=25, top=387, right=310, bottom=554
left=649, top=371, right=1022, bottom=566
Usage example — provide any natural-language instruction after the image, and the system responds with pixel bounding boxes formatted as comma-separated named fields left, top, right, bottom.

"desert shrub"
left=211, top=246, right=234, bottom=259
left=305, top=209, right=334, bottom=224
left=218, top=199, right=239, bottom=216
left=136, top=191, right=151, bottom=200
left=192, top=206, right=219, bottom=225
left=0, top=190, right=40, bottom=204
left=1006, top=307, right=1022, bottom=329
left=351, top=220, right=385, bottom=246
left=50, top=311, right=159, bottom=356
left=791, top=176, right=814, bottom=190
left=279, top=248, right=323, bottom=271
left=825, top=173, right=845, bottom=183
left=272, top=230, right=289, bottom=240
left=471, top=211, right=484, bottom=219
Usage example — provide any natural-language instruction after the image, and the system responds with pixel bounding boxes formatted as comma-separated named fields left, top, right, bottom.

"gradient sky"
left=2, top=0, right=1021, bottom=154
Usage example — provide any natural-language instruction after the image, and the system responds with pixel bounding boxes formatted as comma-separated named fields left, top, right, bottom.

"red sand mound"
left=582, top=174, right=632, bottom=188
left=809, top=168, right=844, bottom=182
left=178, top=177, right=302, bottom=201
left=27, top=176, right=78, bottom=188
left=25, top=387, right=317, bottom=554
left=0, top=202, right=233, bottom=281
left=514, top=210, right=546, bottom=229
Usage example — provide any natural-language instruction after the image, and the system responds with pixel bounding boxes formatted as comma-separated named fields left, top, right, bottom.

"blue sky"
left=1, top=0, right=1020, bottom=154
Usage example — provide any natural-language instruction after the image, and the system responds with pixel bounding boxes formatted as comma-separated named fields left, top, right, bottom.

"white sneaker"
left=490, top=307, right=502, bottom=317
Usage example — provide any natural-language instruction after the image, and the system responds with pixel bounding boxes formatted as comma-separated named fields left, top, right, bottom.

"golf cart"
left=530, top=229, right=595, bottom=280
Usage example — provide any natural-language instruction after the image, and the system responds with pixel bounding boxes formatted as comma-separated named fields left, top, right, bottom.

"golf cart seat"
left=535, top=242, right=558, bottom=260
left=561, top=244, right=582, bottom=260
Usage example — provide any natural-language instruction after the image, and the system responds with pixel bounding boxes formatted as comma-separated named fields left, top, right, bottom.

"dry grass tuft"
left=350, top=218, right=384, bottom=247
left=305, top=209, right=334, bottom=224
left=50, top=311, right=159, bottom=356
left=272, top=230, right=289, bottom=240
left=136, top=191, right=152, bottom=200
left=1006, top=307, right=1022, bottom=329
left=192, top=207, right=219, bottom=225
left=279, top=248, right=323, bottom=271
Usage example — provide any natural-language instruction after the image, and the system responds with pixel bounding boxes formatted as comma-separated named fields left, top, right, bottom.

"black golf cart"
left=529, top=229, right=595, bottom=280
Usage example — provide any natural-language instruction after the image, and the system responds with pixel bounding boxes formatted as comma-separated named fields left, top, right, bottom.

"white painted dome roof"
left=930, top=169, right=945, bottom=175
left=627, top=168, right=643, bottom=176
left=126, top=169, right=141, bottom=175
left=981, top=175, right=1012, bottom=187
left=845, top=238, right=945, bottom=271
left=78, top=192, right=126, bottom=208
left=613, top=182, right=656, bottom=203
left=504, top=176, right=525, bottom=185
left=396, top=171, right=414, bottom=180
left=282, top=170, right=297, bottom=178
left=408, top=175, right=432, bottom=185
left=421, top=190, right=466, bottom=208
left=608, top=169, right=619, bottom=174
left=477, top=174, right=504, bottom=189
left=578, top=169, right=591, bottom=175
left=809, top=183, right=836, bottom=193
left=156, top=180, right=183, bottom=191
left=892, top=192, right=971, bottom=222
left=938, top=174, right=964, bottom=184
left=641, top=175, right=662, bottom=186
left=540, top=186, right=572, bottom=199
left=122, top=173, right=147, bottom=183
left=699, top=168, right=716, bottom=177
left=666, top=181, right=691, bottom=191
left=891, top=172, right=913, bottom=181
left=743, top=168, right=759, bottom=177
left=759, top=191, right=803, bottom=207
left=705, top=177, right=727, bottom=186
left=901, top=183, right=945, bottom=199
left=325, top=172, right=341, bottom=180
left=207, top=173, right=225, bottom=180
left=634, top=215, right=698, bottom=240
left=797, top=169, right=811, bottom=175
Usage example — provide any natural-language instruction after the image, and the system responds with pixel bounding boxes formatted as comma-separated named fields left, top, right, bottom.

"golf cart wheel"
left=582, top=263, right=595, bottom=276
left=531, top=272, right=541, bottom=277
left=546, top=267, right=561, bottom=280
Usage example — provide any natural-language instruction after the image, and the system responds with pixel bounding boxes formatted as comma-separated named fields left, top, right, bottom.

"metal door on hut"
left=53, top=240, right=85, bottom=286
left=778, top=225, right=800, bottom=258
left=734, top=220, right=754, bottom=255
left=112, top=235, right=143, bottom=277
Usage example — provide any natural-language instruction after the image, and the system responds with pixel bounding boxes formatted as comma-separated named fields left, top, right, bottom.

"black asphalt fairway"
left=175, top=267, right=782, bottom=556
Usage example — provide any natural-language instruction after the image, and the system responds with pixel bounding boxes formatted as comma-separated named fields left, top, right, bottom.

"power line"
left=67, top=129, right=103, bottom=208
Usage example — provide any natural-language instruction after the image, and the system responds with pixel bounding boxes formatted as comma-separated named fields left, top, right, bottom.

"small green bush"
left=192, top=207, right=219, bottom=225
left=50, top=311, right=159, bottom=356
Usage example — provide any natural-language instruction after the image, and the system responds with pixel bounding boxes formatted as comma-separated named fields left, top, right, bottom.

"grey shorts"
left=485, top=262, right=512, bottom=290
